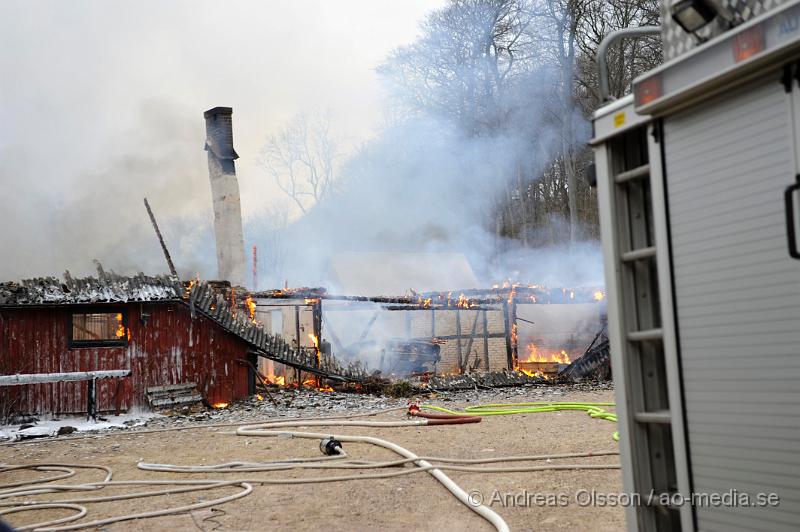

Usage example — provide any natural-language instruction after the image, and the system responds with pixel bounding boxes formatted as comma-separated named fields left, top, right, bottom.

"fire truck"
left=591, top=1, right=800, bottom=530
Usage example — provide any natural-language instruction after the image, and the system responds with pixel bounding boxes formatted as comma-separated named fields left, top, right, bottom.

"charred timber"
left=251, top=287, right=327, bottom=299
left=381, top=304, right=500, bottom=311
left=425, top=370, right=548, bottom=390
left=143, top=197, right=178, bottom=278
left=252, top=288, right=604, bottom=306
left=186, top=281, right=366, bottom=383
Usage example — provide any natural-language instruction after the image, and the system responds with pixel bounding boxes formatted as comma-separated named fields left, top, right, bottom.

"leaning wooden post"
left=455, top=309, right=463, bottom=373
left=502, top=300, right=513, bottom=370
left=482, top=310, right=490, bottom=370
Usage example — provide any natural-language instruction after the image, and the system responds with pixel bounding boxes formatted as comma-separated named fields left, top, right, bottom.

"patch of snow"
left=0, top=412, right=162, bottom=442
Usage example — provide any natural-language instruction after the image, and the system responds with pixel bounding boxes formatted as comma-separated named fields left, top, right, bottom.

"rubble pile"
left=559, top=335, right=611, bottom=381
left=143, top=388, right=410, bottom=427
left=138, top=382, right=614, bottom=429
left=423, top=370, right=548, bottom=390
left=1, top=382, right=614, bottom=442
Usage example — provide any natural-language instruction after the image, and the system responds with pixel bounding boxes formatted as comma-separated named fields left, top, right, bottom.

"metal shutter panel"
left=664, top=77, right=800, bottom=532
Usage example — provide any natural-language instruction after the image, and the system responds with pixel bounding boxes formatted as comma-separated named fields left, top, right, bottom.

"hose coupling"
left=319, top=437, right=343, bottom=456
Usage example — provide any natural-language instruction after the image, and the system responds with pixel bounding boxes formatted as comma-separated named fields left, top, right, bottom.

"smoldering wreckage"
left=0, top=107, right=615, bottom=531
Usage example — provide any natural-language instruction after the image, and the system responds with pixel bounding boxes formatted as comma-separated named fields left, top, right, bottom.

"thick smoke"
left=247, top=4, right=603, bottom=293
left=247, top=135, right=603, bottom=291
left=248, top=111, right=601, bottom=291
left=0, top=100, right=216, bottom=280
left=1, top=1, right=439, bottom=283
left=1, top=1, right=604, bottom=294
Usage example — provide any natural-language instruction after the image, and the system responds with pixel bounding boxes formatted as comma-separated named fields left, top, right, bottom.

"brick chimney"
left=204, top=106, right=246, bottom=286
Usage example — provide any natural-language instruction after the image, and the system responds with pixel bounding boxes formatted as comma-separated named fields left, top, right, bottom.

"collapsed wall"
left=204, top=106, right=246, bottom=287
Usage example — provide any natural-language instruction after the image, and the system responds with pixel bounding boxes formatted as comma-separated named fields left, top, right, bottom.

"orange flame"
left=457, top=293, right=473, bottom=308
left=114, top=313, right=129, bottom=341
left=245, top=296, right=257, bottom=322
left=521, top=343, right=571, bottom=364
left=301, top=376, right=332, bottom=392
left=185, top=276, right=200, bottom=298
left=508, top=285, right=517, bottom=304
left=416, top=296, right=432, bottom=308
left=213, top=402, right=229, bottom=409
left=308, top=333, right=319, bottom=349
left=516, top=366, right=548, bottom=379
left=308, top=333, right=321, bottom=367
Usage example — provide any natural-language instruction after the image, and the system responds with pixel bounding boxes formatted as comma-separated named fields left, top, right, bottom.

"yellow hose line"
left=420, top=402, right=620, bottom=441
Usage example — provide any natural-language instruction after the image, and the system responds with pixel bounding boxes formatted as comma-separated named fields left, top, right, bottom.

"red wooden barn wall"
left=0, top=302, right=252, bottom=416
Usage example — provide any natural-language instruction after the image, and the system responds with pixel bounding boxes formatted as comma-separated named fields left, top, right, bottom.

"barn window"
left=69, top=311, right=129, bottom=347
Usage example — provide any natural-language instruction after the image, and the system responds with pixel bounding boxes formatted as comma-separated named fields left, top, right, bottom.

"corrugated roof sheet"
left=0, top=271, right=182, bottom=306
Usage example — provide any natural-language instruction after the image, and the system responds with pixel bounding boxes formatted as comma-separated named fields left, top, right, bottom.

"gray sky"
left=0, top=0, right=444, bottom=279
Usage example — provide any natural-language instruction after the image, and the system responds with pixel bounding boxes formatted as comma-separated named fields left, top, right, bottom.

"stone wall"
left=406, top=309, right=509, bottom=373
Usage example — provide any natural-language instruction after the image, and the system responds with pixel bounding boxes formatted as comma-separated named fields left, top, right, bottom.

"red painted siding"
left=0, top=302, right=252, bottom=416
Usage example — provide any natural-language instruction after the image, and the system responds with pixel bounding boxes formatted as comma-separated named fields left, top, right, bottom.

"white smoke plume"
left=247, top=0, right=603, bottom=293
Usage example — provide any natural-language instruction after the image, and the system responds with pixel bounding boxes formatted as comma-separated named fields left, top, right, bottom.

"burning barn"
left=252, top=284, right=607, bottom=383
left=252, top=251, right=606, bottom=383
left=0, top=269, right=364, bottom=419
left=0, top=261, right=606, bottom=422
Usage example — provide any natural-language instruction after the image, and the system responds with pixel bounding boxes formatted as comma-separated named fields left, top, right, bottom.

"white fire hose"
left=0, top=408, right=619, bottom=531
left=236, top=419, right=511, bottom=532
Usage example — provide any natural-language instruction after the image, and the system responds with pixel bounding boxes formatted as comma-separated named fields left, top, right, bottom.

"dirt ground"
left=0, top=388, right=623, bottom=531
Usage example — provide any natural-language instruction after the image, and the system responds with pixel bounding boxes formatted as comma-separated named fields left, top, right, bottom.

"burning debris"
left=425, top=370, right=550, bottom=391
left=185, top=281, right=368, bottom=382
left=253, top=285, right=605, bottom=307
left=559, top=332, right=611, bottom=382
left=515, top=344, right=571, bottom=379
left=253, top=282, right=606, bottom=380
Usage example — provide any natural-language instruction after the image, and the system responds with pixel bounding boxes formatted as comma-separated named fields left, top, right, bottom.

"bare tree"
left=531, top=0, right=585, bottom=242
left=380, top=0, right=539, bottom=135
left=380, top=0, right=557, bottom=247
left=574, top=0, right=661, bottom=110
left=380, top=0, right=662, bottom=246
left=531, top=0, right=660, bottom=241
left=259, top=113, right=340, bottom=215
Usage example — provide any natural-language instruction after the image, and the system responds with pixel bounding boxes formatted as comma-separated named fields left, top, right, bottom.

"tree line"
left=260, top=0, right=662, bottom=250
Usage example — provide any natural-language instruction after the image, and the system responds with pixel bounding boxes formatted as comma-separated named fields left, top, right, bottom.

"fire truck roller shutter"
left=662, top=74, right=800, bottom=531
